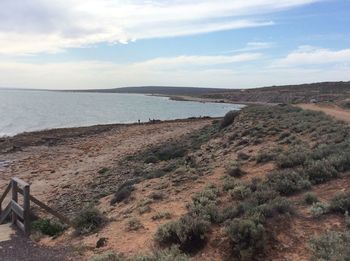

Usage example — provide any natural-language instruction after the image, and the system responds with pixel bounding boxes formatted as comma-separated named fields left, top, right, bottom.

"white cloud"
left=134, top=53, right=262, bottom=69
left=1, top=52, right=349, bottom=90
left=226, top=42, right=274, bottom=53
left=0, top=53, right=262, bottom=88
left=273, top=46, right=350, bottom=67
left=0, top=0, right=319, bottom=54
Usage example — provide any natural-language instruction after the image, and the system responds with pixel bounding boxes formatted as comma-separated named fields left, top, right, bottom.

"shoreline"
left=148, top=93, right=276, bottom=106
left=0, top=116, right=219, bottom=153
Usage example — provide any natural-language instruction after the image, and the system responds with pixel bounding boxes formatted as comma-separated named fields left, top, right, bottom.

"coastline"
left=0, top=116, right=218, bottom=154
left=148, top=93, right=276, bottom=106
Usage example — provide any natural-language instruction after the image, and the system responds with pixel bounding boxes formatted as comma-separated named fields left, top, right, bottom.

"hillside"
left=1, top=105, right=349, bottom=260
left=73, top=86, right=232, bottom=96
left=73, top=81, right=350, bottom=104
left=201, top=81, right=350, bottom=104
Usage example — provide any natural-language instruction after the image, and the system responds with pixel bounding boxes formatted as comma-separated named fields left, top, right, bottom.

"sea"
left=0, top=89, right=244, bottom=137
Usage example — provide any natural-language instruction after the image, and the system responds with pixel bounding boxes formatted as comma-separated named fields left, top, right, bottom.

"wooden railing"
left=0, top=178, right=30, bottom=235
left=0, top=177, right=72, bottom=236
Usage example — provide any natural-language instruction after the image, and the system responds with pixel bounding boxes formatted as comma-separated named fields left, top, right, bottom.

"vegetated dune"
left=1, top=106, right=350, bottom=260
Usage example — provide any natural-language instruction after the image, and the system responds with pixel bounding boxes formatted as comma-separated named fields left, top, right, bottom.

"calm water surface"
left=0, top=90, right=243, bottom=136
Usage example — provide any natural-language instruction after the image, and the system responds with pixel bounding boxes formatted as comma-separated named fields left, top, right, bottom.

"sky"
left=0, top=0, right=350, bottom=90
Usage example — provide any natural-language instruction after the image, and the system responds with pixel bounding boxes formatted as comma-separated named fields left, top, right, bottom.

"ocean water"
left=0, top=90, right=243, bottom=137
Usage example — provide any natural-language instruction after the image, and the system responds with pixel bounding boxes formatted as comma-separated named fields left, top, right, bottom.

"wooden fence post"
left=11, top=179, right=18, bottom=225
left=23, top=184, right=30, bottom=236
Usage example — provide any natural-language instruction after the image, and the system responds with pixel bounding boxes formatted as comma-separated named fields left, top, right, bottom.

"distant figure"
left=138, top=119, right=140, bottom=124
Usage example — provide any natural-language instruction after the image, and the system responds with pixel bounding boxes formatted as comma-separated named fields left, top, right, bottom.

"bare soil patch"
left=297, top=103, right=350, bottom=123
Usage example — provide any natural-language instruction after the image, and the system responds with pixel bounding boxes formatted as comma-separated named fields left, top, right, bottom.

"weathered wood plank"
left=11, top=178, right=29, bottom=190
left=11, top=201, right=24, bottom=219
left=0, top=202, right=11, bottom=224
left=11, top=180, right=18, bottom=225
left=26, top=194, right=73, bottom=227
left=0, top=183, right=11, bottom=206
left=23, top=185, right=30, bottom=236
left=16, top=220, right=25, bottom=233
left=0, top=182, right=11, bottom=216
left=30, top=195, right=73, bottom=227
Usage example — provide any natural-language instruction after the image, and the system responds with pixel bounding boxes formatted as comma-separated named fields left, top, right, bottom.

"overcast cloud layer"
left=0, top=0, right=319, bottom=54
left=1, top=0, right=349, bottom=89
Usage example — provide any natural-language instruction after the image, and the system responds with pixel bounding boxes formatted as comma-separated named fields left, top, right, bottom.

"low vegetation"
left=66, top=104, right=350, bottom=260
left=73, top=206, right=107, bottom=234
left=154, top=215, right=210, bottom=253
left=220, top=111, right=239, bottom=129
left=126, top=218, right=143, bottom=231
left=303, top=192, right=319, bottom=205
left=226, top=161, right=245, bottom=177
left=31, top=219, right=65, bottom=237
left=110, top=181, right=135, bottom=205
left=309, top=231, right=350, bottom=261
left=226, top=218, right=266, bottom=260
left=329, top=192, right=350, bottom=214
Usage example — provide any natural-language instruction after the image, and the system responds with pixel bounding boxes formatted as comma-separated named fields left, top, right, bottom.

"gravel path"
left=0, top=230, right=78, bottom=261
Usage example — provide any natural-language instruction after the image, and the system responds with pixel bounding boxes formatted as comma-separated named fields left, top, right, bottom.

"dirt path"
left=0, top=119, right=212, bottom=211
left=0, top=229, right=77, bottom=261
left=297, top=103, right=350, bottom=123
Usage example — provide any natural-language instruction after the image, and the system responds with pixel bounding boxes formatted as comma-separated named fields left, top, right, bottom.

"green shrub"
left=221, top=111, right=239, bottom=129
left=305, top=159, right=339, bottom=184
left=230, top=185, right=252, bottom=200
left=155, top=144, right=186, bottom=161
left=31, top=219, right=65, bottom=237
left=221, top=204, right=244, bottom=221
left=266, top=170, right=311, bottom=195
left=154, top=215, right=210, bottom=253
left=152, top=212, right=172, bottom=221
left=223, top=177, right=240, bottom=191
left=256, top=146, right=283, bottom=164
left=277, top=146, right=310, bottom=168
left=126, top=218, right=143, bottom=231
left=189, top=186, right=221, bottom=223
left=225, top=218, right=266, bottom=260
left=251, top=197, right=293, bottom=219
left=110, top=183, right=134, bottom=205
left=73, top=206, right=107, bottom=234
left=328, top=152, right=350, bottom=172
left=249, top=186, right=279, bottom=205
left=303, top=192, right=319, bottom=205
left=137, top=198, right=153, bottom=214
left=310, top=202, right=329, bottom=217
left=309, top=231, right=350, bottom=261
left=135, top=246, right=190, bottom=261
left=329, top=192, right=350, bottom=214
left=189, top=203, right=221, bottom=224
left=226, top=161, right=245, bottom=177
